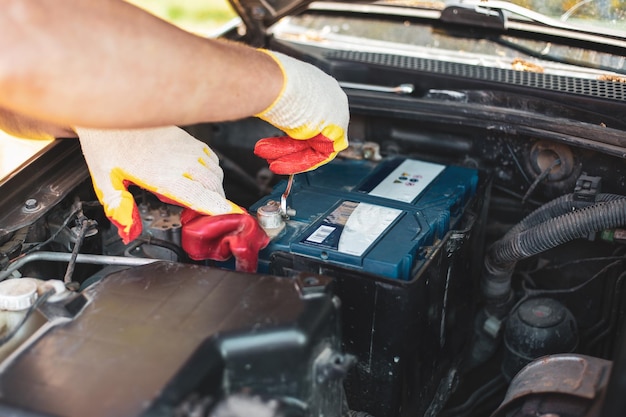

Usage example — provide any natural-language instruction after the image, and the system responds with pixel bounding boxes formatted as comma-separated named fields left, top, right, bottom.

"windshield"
left=396, top=1, right=625, bottom=33
left=277, top=1, right=626, bottom=75
left=499, top=0, right=625, bottom=28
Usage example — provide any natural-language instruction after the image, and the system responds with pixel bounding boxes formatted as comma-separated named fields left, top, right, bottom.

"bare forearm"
left=0, top=106, right=75, bottom=139
left=0, top=0, right=282, bottom=129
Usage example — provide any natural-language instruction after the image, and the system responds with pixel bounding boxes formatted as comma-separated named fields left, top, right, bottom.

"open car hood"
left=228, top=0, right=320, bottom=43
left=229, top=0, right=626, bottom=48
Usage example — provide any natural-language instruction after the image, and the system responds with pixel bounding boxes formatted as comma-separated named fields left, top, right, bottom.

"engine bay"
left=1, top=111, right=624, bottom=416
left=1, top=6, right=626, bottom=417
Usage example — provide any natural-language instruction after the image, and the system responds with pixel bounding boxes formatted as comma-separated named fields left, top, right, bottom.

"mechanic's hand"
left=253, top=50, right=349, bottom=175
left=75, top=126, right=243, bottom=244
left=181, top=210, right=270, bottom=272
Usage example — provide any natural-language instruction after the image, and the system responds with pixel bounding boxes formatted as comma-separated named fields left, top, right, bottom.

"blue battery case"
left=251, top=157, right=478, bottom=280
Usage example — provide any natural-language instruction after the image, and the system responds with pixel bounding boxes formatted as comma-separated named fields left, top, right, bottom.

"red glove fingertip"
left=255, top=134, right=337, bottom=174
left=181, top=213, right=270, bottom=272
left=180, top=208, right=203, bottom=225
left=268, top=157, right=322, bottom=175
left=307, top=134, right=336, bottom=154
left=254, top=136, right=310, bottom=159
left=111, top=204, right=142, bottom=244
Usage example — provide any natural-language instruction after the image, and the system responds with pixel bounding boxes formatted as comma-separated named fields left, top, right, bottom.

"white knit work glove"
left=253, top=50, right=349, bottom=175
left=75, top=126, right=243, bottom=243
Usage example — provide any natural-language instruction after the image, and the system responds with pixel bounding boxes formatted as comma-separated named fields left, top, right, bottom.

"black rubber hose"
left=505, top=193, right=626, bottom=239
left=491, top=198, right=626, bottom=269
left=482, top=198, right=626, bottom=303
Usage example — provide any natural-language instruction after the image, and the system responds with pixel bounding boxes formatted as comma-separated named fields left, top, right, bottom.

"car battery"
left=251, top=157, right=479, bottom=280
left=250, top=156, right=488, bottom=417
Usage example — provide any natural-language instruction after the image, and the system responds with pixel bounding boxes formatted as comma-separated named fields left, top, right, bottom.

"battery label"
left=304, top=201, right=402, bottom=256
left=368, top=159, right=445, bottom=203
left=306, top=225, right=336, bottom=243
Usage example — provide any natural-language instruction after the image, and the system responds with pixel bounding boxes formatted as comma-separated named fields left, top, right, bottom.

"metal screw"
left=23, top=198, right=40, bottom=212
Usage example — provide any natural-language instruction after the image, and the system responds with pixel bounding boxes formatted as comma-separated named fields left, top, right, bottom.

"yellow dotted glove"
left=254, top=50, right=349, bottom=174
left=75, top=126, right=242, bottom=243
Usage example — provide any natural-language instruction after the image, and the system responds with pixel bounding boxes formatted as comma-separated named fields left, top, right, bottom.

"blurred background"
left=126, top=0, right=236, bottom=34
left=0, top=0, right=235, bottom=179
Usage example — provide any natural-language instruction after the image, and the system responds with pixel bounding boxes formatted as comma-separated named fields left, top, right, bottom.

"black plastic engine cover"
left=0, top=262, right=343, bottom=417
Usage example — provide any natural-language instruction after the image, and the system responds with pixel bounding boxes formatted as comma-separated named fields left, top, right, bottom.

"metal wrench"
left=339, top=82, right=414, bottom=95
left=280, top=174, right=295, bottom=216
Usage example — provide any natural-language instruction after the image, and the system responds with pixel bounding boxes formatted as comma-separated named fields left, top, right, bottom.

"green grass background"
left=127, top=1, right=625, bottom=34
left=127, top=0, right=237, bottom=34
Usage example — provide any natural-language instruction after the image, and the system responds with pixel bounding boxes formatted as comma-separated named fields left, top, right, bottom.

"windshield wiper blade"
left=442, top=0, right=626, bottom=47
left=443, top=0, right=583, bottom=31
left=441, top=2, right=506, bottom=30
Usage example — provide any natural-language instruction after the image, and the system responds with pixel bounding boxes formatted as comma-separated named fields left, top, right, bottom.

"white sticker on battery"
left=337, top=203, right=402, bottom=256
left=303, top=201, right=402, bottom=257
left=368, top=159, right=445, bottom=203
left=306, top=225, right=336, bottom=243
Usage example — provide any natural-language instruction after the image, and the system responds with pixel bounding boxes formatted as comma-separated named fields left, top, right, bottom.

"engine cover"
left=0, top=263, right=343, bottom=417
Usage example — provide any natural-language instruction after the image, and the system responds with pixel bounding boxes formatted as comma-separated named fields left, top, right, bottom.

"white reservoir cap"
left=0, top=279, right=38, bottom=311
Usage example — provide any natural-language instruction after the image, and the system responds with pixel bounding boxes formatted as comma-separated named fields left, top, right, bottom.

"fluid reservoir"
left=0, top=278, right=38, bottom=311
left=0, top=279, right=38, bottom=360
left=0, top=278, right=64, bottom=362
left=502, top=297, right=579, bottom=380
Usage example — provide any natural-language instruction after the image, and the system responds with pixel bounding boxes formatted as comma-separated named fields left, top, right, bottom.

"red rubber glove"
left=254, top=133, right=339, bottom=175
left=254, top=51, right=349, bottom=175
left=181, top=210, right=270, bottom=272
